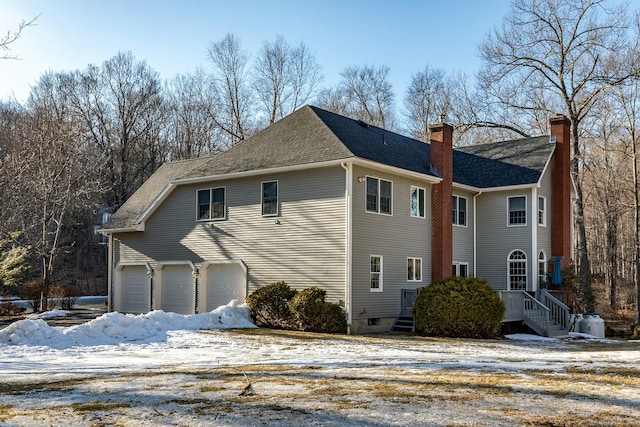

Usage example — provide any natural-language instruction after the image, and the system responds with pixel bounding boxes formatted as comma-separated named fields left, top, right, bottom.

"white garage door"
left=204, top=263, right=246, bottom=311
left=158, top=264, right=195, bottom=314
left=118, top=265, right=150, bottom=313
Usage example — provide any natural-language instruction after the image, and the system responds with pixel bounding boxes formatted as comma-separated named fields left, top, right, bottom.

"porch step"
left=393, top=315, right=414, bottom=332
left=547, top=323, right=570, bottom=338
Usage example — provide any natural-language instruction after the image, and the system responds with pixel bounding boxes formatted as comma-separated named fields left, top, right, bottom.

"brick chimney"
left=550, top=114, right=572, bottom=269
left=430, top=122, right=453, bottom=281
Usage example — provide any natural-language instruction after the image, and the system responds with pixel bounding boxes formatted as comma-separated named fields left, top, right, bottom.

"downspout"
left=341, top=161, right=353, bottom=334
left=107, top=233, right=113, bottom=312
left=473, top=191, right=482, bottom=277
left=532, top=187, right=538, bottom=291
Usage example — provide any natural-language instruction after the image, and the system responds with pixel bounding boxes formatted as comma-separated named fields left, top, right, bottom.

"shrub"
left=288, top=287, right=347, bottom=334
left=18, top=280, right=44, bottom=310
left=246, top=281, right=297, bottom=329
left=414, top=276, right=505, bottom=339
left=50, top=284, right=83, bottom=310
left=0, top=301, right=25, bottom=316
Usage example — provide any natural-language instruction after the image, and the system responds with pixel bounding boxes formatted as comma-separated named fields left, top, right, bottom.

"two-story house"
left=101, top=106, right=574, bottom=334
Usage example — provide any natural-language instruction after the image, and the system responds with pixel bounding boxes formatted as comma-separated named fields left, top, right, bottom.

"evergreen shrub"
left=414, top=276, right=505, bottom=338
left=246, top=282, right=346, bottom=333
left=246, top=281, right=297, bottom=329
left=289, top=287, right=347, bottom=333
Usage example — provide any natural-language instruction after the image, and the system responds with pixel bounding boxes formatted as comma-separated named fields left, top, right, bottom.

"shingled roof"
left=454, top=136, right=555, bottom=188
left=103, top=105, right=556, bottom=231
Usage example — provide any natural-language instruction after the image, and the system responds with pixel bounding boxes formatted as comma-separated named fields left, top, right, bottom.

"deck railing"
left=536, top=289, right=570, bottom=330
left=499, top=290, right=525, bottom=322
left=522, top=293, right=551, bottom=336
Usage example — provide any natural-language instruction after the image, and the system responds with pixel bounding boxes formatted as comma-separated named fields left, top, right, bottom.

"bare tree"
left=608, top=79, right=640, bottom=324
left=164, top=72, right=224, bottom=160
left=404, top=66, right=450, bottom=142
left=318, top=64, right=396, bottom=129
left=62, top=52, right=167, bottom=208
left=206, top=33, right=254, bottom=144
left=478, top=0, right=640, bottom=310
left=254, top=35, right=322, bottom=125
left=0, top=15, right=38, bottom=60
left=0, top=73, right=103, bottom=308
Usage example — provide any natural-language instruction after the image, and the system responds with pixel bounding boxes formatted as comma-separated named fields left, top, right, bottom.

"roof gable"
left=454, top=136, right=554, bottom=188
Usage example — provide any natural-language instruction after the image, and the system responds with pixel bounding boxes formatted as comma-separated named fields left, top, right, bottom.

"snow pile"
left=0, top=300, right=255, bottom=349
left=27, top=309, right=71, bottom=320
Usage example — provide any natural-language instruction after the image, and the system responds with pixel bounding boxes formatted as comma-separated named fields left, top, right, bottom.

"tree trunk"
left=634, top=128, right=640, bottom=325
left=571, top=122, right=594, bottom=312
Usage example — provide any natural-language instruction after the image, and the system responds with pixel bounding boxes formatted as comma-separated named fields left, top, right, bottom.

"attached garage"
left=154, top=262, right=197, bottom=315
left=199, top=260, right=247, bottom=313
left=115, top=263, right=152, bottom=313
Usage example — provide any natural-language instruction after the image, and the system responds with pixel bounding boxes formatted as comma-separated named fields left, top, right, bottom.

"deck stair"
left=501, top=289, right=571, bottom=337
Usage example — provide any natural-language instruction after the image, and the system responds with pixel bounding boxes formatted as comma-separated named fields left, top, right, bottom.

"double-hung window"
left=370, top=255, right=383, bottom=292
left=452, top=262, right=469, bottom=278
left=538, top=251, right=547, bottom=285
left=197, top=187, right=226, bottom=220
left=366, top=177, right=392, bottom=215
left=407, top=257, right=422, bottom=281
left=452, top=195, right=467, bottom=226
left=262, top=181, right=278, bottom=216
left=538, top=197, right=546, bottom=226
left=410, top=186, right=425, bottom=218
left=508, top=196, right=527, bottom=226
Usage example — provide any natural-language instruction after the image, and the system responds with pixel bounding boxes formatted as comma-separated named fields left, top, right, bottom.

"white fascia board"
left=98, top=224, right=144, bottom=234
left=475, top=183, right=537, bottom=193
left=537, top=150, right=554, bottom=188
left=134, top=183, right=176, bottom=226
left=452, top=182, right=481, bottom=193
left=351, top=158, right=442, bottom=184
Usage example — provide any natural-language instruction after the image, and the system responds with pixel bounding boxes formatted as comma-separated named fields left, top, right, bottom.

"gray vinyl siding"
left=113, top=166, right=346, bottom=303
left=351, top=165, right=432, bottom=320
left=475, top=189, right=534, bottom=291
left=537, top=166, right=552, bottom=264
left=452, top=188, right=475, bottom=275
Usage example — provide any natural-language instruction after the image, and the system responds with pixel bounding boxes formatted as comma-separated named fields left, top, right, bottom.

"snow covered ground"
left=1, top=301, right=639, bottom=426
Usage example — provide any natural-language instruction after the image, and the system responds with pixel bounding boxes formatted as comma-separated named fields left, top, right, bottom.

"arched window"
left=508, top=250, right=527, bottom=290
left=538, top=251, right=547, bottom=286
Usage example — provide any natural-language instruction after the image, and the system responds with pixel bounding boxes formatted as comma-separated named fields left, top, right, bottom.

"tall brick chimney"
left=550, top=115, right=572, bottom=269
left=430, top=122, right=453, bottom=281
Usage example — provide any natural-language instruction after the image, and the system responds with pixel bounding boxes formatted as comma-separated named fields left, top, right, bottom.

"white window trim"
left=538, top=196, right=547, bottom=227
left=365, top=175, right=393, bottom=216
left=453, top=261, right=469, bottom=278
left=407, top=257, right=423, bottom=282
left=453, top=195, right=468, bottom=227
left=370, top=255, right=383, bottom=292
left=196, top=187, right=227, bottom=221
left=507, top=249, right=528, bottom=291
left=410, top=186, right=426, bottom=218
left=507, top=195, right=527, bottom=227
left=261, top=180, right=279, bottom=217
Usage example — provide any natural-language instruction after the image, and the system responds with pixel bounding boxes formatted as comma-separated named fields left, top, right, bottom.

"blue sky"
left=0, top=0, right=512, bottom=103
